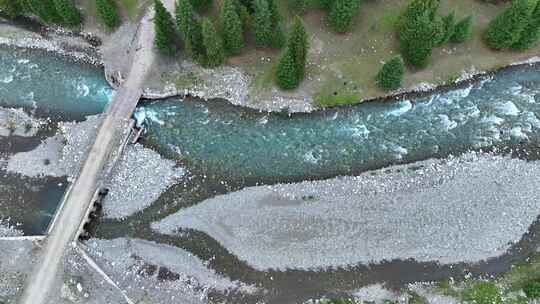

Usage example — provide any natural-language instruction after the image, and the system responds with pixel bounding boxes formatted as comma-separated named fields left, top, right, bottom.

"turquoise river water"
left=0, top=45, right=540, bottom=303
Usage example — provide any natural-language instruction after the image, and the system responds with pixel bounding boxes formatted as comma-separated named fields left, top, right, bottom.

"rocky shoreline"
left=0, top=16, right=102, bottom=67
left=2, top=18, right=538, bottom=113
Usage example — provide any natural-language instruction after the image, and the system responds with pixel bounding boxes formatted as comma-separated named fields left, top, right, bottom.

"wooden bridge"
left=18, top=3, right=158, bottom=304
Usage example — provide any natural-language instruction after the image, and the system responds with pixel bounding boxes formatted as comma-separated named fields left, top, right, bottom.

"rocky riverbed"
left=6, top=115, right=102, bottom=179
left=0, top=107, right=45, bottom=137
left=102, top=143, right=185, bottom=220
left=153, top=151, right=540, bottom=271
left=85, top=238, right=259, bottom=304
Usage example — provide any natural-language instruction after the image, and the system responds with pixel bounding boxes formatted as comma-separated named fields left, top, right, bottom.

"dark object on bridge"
left=78, top=188, right=108, bottom=241
left=98, top=188, right=109, bottom=196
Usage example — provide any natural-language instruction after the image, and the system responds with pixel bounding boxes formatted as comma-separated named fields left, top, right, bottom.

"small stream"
left=1, top=45, right=540, bottom=303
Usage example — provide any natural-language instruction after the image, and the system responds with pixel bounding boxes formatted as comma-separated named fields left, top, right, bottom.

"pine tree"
left=0, top=0, right=24, bottom=18
left=485, top=0, right=535, bottom=49
left=287, top=16, right=308, bottom=82
left=276, top=16, right=308, bottom=90
left=95, top=0, right=119, bottom=29
left=154, top=0, right=178, bottom=56
left=176, top=0, right=193, bottom=37
left=190, top=0, right=212, bottom=11
left=267, top=0, right=285, bottom=48
left=437, top=11, right=456, bottom=46
left=219, top=0, right=244, bottom=55
left=328, top=0, right=360, bottom=33
left=514, top=0, right=540, bottom=48
left=252, top=0, right=272, bottom=46
left=375, top=56, right=404, bottom=91
left=176, top=0, right=205, bottom=60
left=53, top=0, right=81, bottom=26
left=397, top=0, right=445, bottom=67
left=450, top=15, right=472, bottom=43
left=276, top=50, right=299, bottom=89
left=201, top=18, right=225, bottom=67
left=190, top=19, right=206, bottom=62
left=26, top=0, right=62, bottom=23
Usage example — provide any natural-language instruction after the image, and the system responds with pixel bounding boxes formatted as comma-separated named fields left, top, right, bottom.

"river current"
left=1, top=46, right=540, bottom=303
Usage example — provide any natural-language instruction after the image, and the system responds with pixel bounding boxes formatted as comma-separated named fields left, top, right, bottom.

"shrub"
left=219, top=0, right=244, bottom=55
left=0, top=0, right=24, bottom=18
left=484, top=0, right=535, bottom=49
left=201, top=18, right=225, bottom=67
left=514, top=0, right=540, bottom=48
left=451, top=15, right=472, bottom=43
left=320, top=0, right=334, bottom=10
left=240, top=0, right=254, bottom=12
left=524, top=281, right=540, bottom=298
left=251, top=0, right=272, bottom=46
left=276, top=50, right=299, bottom=89
left=53, top=0, right=81, bottom=26
left=375, top=56, right=404, bottom=91
left=95, top=0, right=120, bottom=29
left=327, top=0, right=361, bottom=33
left=154, top=0, right=178, bottom=56
left=462, top=282, right=502, bottom=304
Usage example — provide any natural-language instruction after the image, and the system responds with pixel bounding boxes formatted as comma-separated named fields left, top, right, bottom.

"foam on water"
left=386, top=100, right=412, bottom=117
left=496, top=101, right=520, bottom=116
left=510, top=127, right=528, bottom=140
left=0, top=47, right=110, bottom=120
left=140, top=63, right=540, bottom=180
left=438, top=114, right=458, bottom=130
left=1, top=75, right=13, bottom=84
left=481, top=115, right=505, bottom=125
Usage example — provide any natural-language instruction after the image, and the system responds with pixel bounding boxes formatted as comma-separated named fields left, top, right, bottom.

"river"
left=1, top=45, right=540, bottom=303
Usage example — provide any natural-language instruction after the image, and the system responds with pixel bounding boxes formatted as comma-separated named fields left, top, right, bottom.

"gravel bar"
left=103, top=143, right=184, bottom=220
left=153, top=152, right=540, bottom=270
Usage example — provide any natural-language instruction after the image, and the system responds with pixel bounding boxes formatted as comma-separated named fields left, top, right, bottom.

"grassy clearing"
left=213, top=0, right=540, bottom=108
left=120, top=0, right=139, bottom=20
left=107, top=0, right=539, bottom=108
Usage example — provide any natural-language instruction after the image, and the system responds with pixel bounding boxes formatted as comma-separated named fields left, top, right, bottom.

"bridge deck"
left=18, top=6, right=156, bottom=304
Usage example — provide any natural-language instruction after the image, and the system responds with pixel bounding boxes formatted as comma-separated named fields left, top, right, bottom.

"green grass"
left=408, top=292, right=428, bottom=304
left=462, top=282, right=503, bottom=304
left=314, top=76, right=363, bottom=107
left=173, top=71, right=201, bottom=90
left=120, top=0, right=138, bottom=20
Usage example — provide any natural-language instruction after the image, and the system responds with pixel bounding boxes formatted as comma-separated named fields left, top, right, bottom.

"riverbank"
left=2, top=1, right=539, bottom=113
left=84, top=238, right=259, bottom=304
left=0, top=15, right=102, bottom=66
